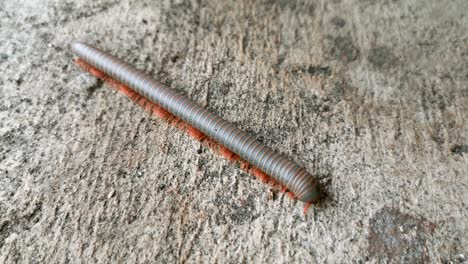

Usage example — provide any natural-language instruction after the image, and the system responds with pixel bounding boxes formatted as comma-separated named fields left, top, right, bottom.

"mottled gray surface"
left=0, top=0, right=467, bottom=263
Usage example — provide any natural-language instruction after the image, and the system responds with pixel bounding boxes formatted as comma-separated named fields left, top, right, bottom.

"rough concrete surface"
left=0, top=0, right=467, bottom=263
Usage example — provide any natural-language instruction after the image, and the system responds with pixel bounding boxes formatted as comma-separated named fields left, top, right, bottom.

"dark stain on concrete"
left=213, top=194, right=258, bottom=226
left=368, top=207, right=436, bottom=263
left=329, top=35, right=360, bottom=62
left=86, top=79, right=103, bottom=100
left=274, top=0, right=315, bottom=15
left=303, top=94, right=322, bottom=113
left=331, top=16, right=346, bottom=28
left=0, top=202, right=43, bottom=250
left=0, top=53, right=8, bottom=63
left=228, top=196, right=257, bottom=226
left=368, top=46, right=398, bottom=69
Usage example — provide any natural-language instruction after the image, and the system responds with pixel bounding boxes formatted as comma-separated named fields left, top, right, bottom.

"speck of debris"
left=292, top=65, right=331, bottom=77
left=197, top=148, right=203, bottom=154
left=171, top=55, right=180, bottom=63
left=451, top=144, right=468, bottom=155
left=86, top=79, right=103, bottom=100
left=267, top=190, right=277, bottom=201
left=142, top=19, right=148, bottom=24
left=136, top=171, right=144, bottom=177
left=456, top=253, right=466, bottom=262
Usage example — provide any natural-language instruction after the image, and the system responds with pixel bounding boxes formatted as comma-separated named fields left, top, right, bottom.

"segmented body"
left=72, top=42, right=320, bottom=203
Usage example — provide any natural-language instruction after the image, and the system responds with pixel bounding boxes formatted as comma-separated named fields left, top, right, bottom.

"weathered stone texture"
left=0, top=0, right=467, bottom=263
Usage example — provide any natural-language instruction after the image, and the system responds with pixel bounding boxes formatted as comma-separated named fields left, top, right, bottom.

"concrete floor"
left=0, top=0, right=467, bottom=263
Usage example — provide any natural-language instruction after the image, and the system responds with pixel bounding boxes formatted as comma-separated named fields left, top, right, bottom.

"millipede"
left=72, top=42, right=321, bottom=205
